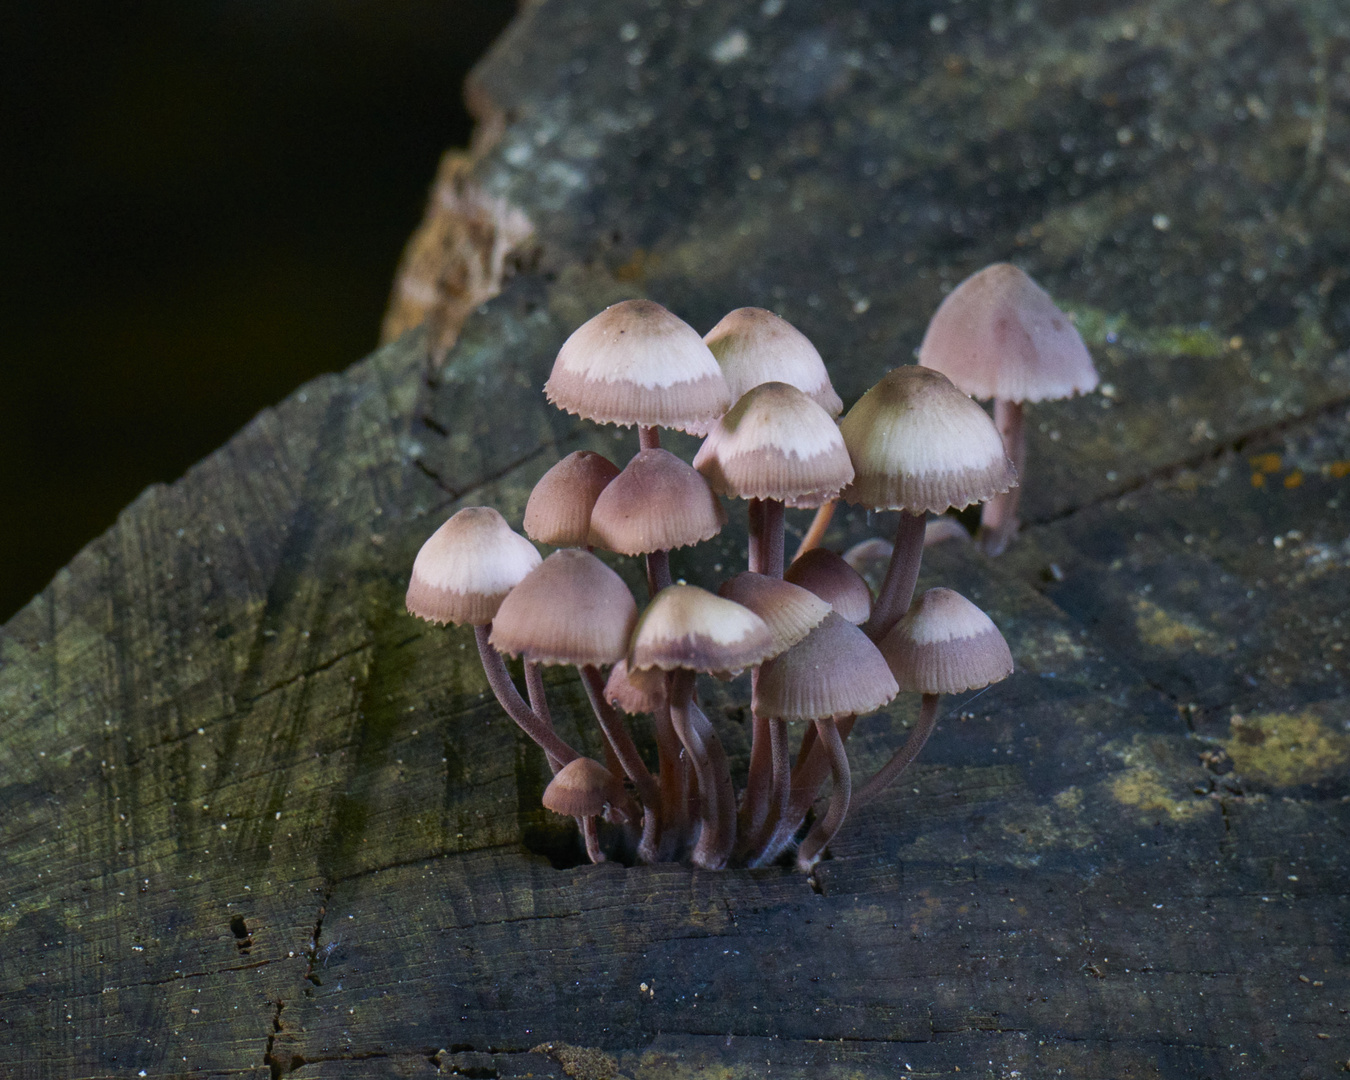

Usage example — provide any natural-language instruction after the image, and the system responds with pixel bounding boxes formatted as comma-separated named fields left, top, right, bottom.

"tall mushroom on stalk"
left=839, top=366, right=1017, bottom=643
left=863, top=587, right=1013, bottom=805
left=629, top=585, right=780, bottom=869
left=488, top=548, right=661, bottom=862
left=751, top=612, right=899, bottom=870
left=405, top=507, right=579, bottom=771
left=918, top=263, right=1098, bottom=555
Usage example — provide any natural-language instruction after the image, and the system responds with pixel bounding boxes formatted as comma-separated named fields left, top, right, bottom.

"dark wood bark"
left=3, top=1, right=1350, bottom=1077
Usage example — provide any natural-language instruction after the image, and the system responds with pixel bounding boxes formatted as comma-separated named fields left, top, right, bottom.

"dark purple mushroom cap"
left=879, top=587, right=1014, bottom=694
left=784, top=548, right=873, bottom=625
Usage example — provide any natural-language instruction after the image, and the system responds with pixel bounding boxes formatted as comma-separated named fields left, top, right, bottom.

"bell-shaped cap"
left=839, top=365, right=1017, bottom=514
left=604, top=658, right=668, bottom=715
left=754, top=613, right=898, bottom=720
left=629, top=584, right=777, bottom=674
left=718, top=572, right=831, bottom=653
left=693, top=382, right=854, bottom=508
left=784, top=548, right=872, bottom=625
left=524, top=450, right=621, bottom=547
left=544, top=299, right=732, bottom=432
left=541, top=757, right=628, bottom=818
left=406, top=507, right=541, bottom=626
left=918, top=263, right=1098, bottom=403
left=589, top=448, right=726, bottom=555
left=489, top=549, right=637, bottom=667
left=698, top=307, right=842, bottom=426
left=879, top=587, right=1014, bottom=694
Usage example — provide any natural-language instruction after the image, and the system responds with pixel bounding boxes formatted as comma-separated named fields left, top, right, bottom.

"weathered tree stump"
left=3, top=1, right=1350, bottom=1077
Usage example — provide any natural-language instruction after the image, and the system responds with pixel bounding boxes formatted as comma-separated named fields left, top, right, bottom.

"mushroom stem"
left=652, top=701, right=690, bottom=859
left=862, top=511, right=927, bottom=641
left=523, top=662, right=564, bottom=775
left=978, top=399, right=1024, bottom=556
left=474, top=625, right=579, bottom=767
left=740, top=716, right=790, bottom=864
left=668, top=669, right=737, bottom=869
left=645, top=549, right=673, bottom=599
left=794, top=498, right=836, bottom=561
left=853, top=693, right=940, bottom=807
left=748, top=498, right=786, bottom=577
left=579, top=665, right=662, bottom=858
left=752, top=715, right=855, bottom=867
left=796, top=715, right=852, bottom=870
left=580, top=816, right=605, bottom=864
left=738, top=697, right=772, bottom=849
left=638, top=425, right=662, bottom=451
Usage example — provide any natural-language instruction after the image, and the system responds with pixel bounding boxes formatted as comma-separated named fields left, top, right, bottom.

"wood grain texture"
left=3, top=1, right=1349, bottom=1077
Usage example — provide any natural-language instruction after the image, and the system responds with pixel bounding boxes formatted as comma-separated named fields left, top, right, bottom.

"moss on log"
left=3, top=1, right=1350, bottom=1077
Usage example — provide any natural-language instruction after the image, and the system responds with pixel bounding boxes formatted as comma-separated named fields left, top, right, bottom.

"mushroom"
left=693, top=381, right=852, bottom=578
left=838, top=365, right=1016, bottom=641
left=784, top=547, right=873, bottom=626
left=862, top=587, right=1013, bottom=806
left=541, top=757, right=639, bottom=864
left=918, top=263, right=1098, bottom=555
left=629, top=584, right=779, bottom=869
left=751, top=612, right=899, bottom=870
left=523, top=450, right=621, bottom=549
left=405, top=507, right=577, bottom=771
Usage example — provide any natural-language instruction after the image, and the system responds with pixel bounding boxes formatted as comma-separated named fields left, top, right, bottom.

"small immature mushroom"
left=694, top=382, right=853, bottom=577
left=604, top=658, right=668, bottom=716
left=861, top=587, right=1013, bottom=806
left=751, top=613, right=899, bottom=870
left=589, top=447, right=726, bottom=596
left=784, top=548, right=873, bottom=626
left=544, top=298, right=732, bottom=448
left=523, top=450, right=621, bottom=548
left=542, top=757, right=639, bottom=865
left=405, top=507, right=577, bottom=771
left=918, top=263, right=1098, bottom=555
left=630, top=585, right=779, bottom=869
left=839, top=365, right=1016, bottom=641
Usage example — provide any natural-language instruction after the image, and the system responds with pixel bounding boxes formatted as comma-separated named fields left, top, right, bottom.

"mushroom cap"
left=838, top=365, right=1017, bottom=513
left=544, top=299, right=732, bottom=432
left=629, top=584, right=778, bottom=674
left=523, top=450, right=621, bottom=547
left=588, top=448, right=727, bottom=555
left=696, top=307, right=842, bottom=428
left=541, top=757, right=627, bottom=818
left=879, top=587, right=1014, bottom=694
left=406, top=507, right=541, bottom=626
left=604, top=658, right=668, bottom=715
left=488, top=548, right=638, bottom=667
left=718, top=572, right=832, bottom=653
left=918, top=263, right=1099, bottom=403
left=784, top=548, right=873, bottom=625
left=754, top=612, right=898, bottom=720
left=692, top=382, right=854, bottom=508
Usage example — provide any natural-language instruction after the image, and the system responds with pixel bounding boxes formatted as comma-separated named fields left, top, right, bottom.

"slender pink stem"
left=796, top=715, right=852, bottom=870
left=668, top=670, right=736, bottom=869
left=863, top=511, right=926, bottom=641
left=475, top=625, right=578, bottom=767
left=523, top=662, right=563, bottom=775
left=853, top=693, right=940, bottom=807
left=579, top=666, right=662, bottom=847
left=979, top=399, right=1023, bottom=556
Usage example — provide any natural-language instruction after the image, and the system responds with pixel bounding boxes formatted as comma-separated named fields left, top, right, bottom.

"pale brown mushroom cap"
left=697, top=307, right=842, bottom=428
left=754, top=612, right=899, bottom=720
left=692, top=382, right=854, bottom=508
left=523, top=450, right=621, bottom=547
left=489, top=549, right=638, bottom=667
left=629, top=584, right=778, bottom=674
left=918, top=263, right=1099, bottom=403
left=604, top=658, right=669, bottom=715
left=718, top=572, right=832, bottom=653
left=838, top=365, right=1017, bottom=514
left=544, top=299, right=732, bottom=432
left=784, top=548, right=873, bottom=625
left=406, top=507, right=541, bottom=626
left=879, top=587, right=1014, bottom=694
left=588, top=448, right=727, bottom=555
left=541, top=757, right=628, bottom=818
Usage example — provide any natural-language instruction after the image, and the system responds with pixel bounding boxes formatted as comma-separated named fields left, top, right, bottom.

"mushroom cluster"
left=407, top=285, right=1046, bottom=871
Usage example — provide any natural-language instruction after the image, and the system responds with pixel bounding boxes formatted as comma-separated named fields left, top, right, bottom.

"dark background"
left=0, top=0, right=518, bottom=622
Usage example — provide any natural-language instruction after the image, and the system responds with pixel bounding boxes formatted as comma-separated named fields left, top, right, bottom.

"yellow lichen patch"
left=533, top=1042, right=630, bottom=1080
left=1054, top=785, right=1084, bottom=811
left=1001, top=799, right=1096, bottom=851
left=1106, top=736, right=1212, bottom=823
left=1221, top=711, right=1350, bottom=786
left=1249, top=453, right=1283, bottom=474
left=1132, top=598, right=1232, bottom=655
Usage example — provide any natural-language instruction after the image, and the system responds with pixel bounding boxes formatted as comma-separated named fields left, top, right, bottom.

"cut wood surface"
left=4, top=1, right=1350, bottom=1077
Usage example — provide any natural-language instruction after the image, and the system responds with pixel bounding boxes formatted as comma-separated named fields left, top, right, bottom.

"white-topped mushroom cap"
left=406, top=507, right=541, bottom=626
left=545, top=299, right=732, bottom=431
left=700, top=307, right=842, bottom=422
left=879, top=587, right=1014, bottom=694
left=918, top=263, right=1098, bottom=403
left=629, top=584, right=778, bottom=674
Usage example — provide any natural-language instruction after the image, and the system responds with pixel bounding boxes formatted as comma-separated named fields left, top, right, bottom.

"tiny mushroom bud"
left=542, top=757, right=632, bottom=821
left=524, top=450, right=621, bottom=548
